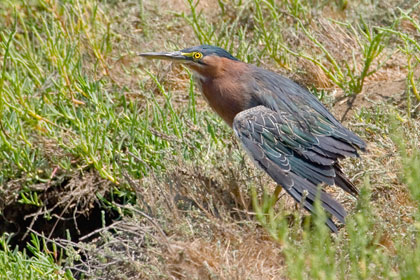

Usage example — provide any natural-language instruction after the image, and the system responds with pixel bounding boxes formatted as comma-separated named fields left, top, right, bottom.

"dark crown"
left=181, top=45, right=239, bottom=61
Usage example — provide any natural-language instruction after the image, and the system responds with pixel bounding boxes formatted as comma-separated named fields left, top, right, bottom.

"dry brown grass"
left=165, top=232, right=285, bottom=279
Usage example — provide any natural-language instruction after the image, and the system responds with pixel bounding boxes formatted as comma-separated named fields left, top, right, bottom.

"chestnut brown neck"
left=189, top=57, right=252, bottom=127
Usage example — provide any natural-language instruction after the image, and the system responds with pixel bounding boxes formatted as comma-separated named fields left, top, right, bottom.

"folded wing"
left=233, top=105, right=361, bottom=231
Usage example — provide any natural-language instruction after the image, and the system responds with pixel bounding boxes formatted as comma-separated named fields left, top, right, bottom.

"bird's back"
left=246, top=65, right=366, bottom=151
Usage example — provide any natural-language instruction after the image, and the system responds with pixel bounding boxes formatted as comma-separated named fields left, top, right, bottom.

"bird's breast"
left=198, top=74, right=253, bottom=127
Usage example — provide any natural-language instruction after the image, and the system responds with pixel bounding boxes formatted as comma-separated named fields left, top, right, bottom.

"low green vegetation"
left=0, top=234, right=72, bottom=280
left=0, top=0, right=419, bottom=279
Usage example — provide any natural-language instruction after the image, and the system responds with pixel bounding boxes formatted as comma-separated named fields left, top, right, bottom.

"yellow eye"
left=193, top=52, right=203, bottom=60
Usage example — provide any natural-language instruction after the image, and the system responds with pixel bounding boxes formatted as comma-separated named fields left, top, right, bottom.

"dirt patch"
left=156, top=0, right=220, bottom=17
left=331, top=56, right=420, bottom=122
left=332, top=78, right=407, bottom=122
left=0, top=170, right=121, bottom=249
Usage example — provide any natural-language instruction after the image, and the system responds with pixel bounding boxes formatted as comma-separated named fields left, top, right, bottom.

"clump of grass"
left=379, top=5, right=420, bottom=117
left=181, top=0, right=260, bottom=62
left=0, top=234, right=73, bottom=280
left=280, top=17, right=389, bottom=95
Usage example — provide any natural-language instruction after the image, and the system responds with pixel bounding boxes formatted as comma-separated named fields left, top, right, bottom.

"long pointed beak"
left=138, top=51, right=187, bottom=62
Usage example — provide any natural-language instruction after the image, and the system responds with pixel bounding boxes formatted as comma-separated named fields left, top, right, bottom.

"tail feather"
left=334, top=164, right=359, bottom=197
left=285, top=174, right=347, bottom=232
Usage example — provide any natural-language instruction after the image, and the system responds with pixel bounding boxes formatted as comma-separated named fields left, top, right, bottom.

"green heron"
left=139, top=45, right=365, bottom=232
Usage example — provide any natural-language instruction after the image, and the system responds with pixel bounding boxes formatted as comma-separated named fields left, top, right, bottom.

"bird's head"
left=139, top=45, right=239, bottom=77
